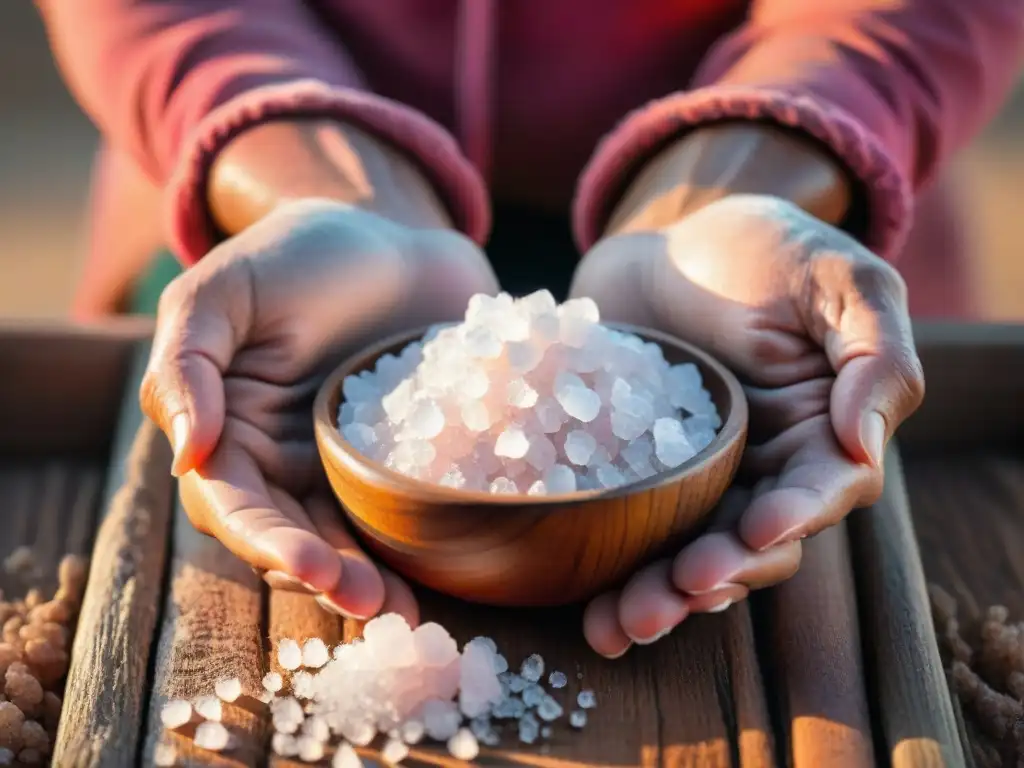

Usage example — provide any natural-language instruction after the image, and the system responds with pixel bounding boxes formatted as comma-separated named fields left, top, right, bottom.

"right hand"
left=141, top=199, right=499, bottom=622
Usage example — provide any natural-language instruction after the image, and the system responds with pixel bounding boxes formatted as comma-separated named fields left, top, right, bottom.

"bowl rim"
left=314, top=322, right=748, bottom=507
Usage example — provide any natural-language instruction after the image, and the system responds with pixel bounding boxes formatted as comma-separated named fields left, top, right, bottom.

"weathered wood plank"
left=848, top=448, right=965, bottom=768
left=723, top=606, right=776, bottom=768
left=142, top=499, right=269, bottom=767
left=54, top=343, right=177, bottom=767
left=765, top=523, right=873, bottom=768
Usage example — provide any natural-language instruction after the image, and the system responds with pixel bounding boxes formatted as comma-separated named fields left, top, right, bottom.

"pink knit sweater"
left=37, top=0, right=1024, bottom=268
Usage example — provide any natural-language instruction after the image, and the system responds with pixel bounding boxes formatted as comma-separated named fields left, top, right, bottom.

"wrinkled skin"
left=570, top=195, right=925, bottom=657
left=140, top=199, right=498, bottom=622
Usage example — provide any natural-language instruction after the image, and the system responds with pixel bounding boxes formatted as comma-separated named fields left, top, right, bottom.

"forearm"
left=605, top=122, right=852, bottom=238
left=208, top=120, right=453, bottom=235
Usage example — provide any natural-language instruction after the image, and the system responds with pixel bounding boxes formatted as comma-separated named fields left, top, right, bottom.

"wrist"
left=208, top=120, right=453, bottom=236
left=604, top=122, right=852, bottom=238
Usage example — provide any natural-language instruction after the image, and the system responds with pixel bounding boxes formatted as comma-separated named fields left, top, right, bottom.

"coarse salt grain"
left=215, top=677, right=242, bottom=703
left=194, top=695, right=222, bottom=722
left=160, top=699, right=192, bottom=729
left=338, top=291, right=721, bottom=496
left=194, top=721, right=231, bottom=752
left=278, top=638, right=302, bottom=671
left=447, top=728, right=480, bottom=760
left=333, top=742, right=363, bottom=768
left=263, top=671, right=283, bottom=693
left=153, top=743, right=177, bottom=766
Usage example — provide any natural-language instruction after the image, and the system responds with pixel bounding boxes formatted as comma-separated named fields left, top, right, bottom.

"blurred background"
left=1, top=3, right=1022, bottom=320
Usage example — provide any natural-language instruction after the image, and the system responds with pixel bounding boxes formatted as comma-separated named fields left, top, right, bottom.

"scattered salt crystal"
left=399, top=719, right=425, bottom=744
left=194, top=695, right=222, bottom=722
left=271, top=697, right=304, bottom=734
left=303, top=715, right=331, bottom=743
left=382, top=737, right=410, bottom=764
left=278, top=639, right=302, bottom=670
left=518, top=713, right=540, bottom=744
left=272, top=733, right=298, bottom=757
left=263, top=671, right=283, bottom=692
left=194, top=721, right=231, bottom=752
left=302, top=638, right=330, bottom=669
left=494, top=426, right=530, bottom=459
left=422, top=698, right=462, bottom=740
left=577, top=690, right=597, bottom=709
left=507, top=674, right=528, bottom=693
left=447, top=728, right=480, bottom=761
left=153, top=743, right=176, bottom=766
left=493, top=654, right=509, bottom=674
left=569, top=710, right=588, bottom=728
left=333, top=742, right=363, bottom=768
left=653, top=418, right=696, bottom=468
left=527, top=480, right=547, bottom=495
left=459, top=639, right=503, bottom=717
left=537, top=695, right=564, bottom=721
left=522, top=683, right=545, bottom=707
left=297, top=735, right=325, bottom=762
left=292, top=670, right=315, bottom=699
left=548, top=671, right=567, bottom=688
left=521, top=653, right=544, bottom=682
left=215, top=677, right=242, bottom=703
left=343, top=721, right=377, bottom=746
left=160, top=699, right=192, bottom=729
left=541, top=726, right=553, bottom=738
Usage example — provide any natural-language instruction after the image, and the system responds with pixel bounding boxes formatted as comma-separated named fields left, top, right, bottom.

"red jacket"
left=37, top=0, right=1024, bottom=271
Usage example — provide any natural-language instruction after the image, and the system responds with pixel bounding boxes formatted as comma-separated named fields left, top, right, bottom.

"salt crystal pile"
left=160, top=613, right=598, bottom=762
left=338, top=291, right=721, bottom=495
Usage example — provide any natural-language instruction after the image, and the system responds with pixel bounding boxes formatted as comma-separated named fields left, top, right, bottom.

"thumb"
left=819, top=264, right=925, bottom=468
left=140, top=264, right=252, bottom=475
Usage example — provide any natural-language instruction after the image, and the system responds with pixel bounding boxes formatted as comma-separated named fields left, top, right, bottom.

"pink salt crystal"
left=460, top=400, right=492, bottom=432
left=507, top=378, right=539, bottom=408
left=488, top=477, right=518, bottom=495
left=459, top=640, right=503, bottom=718
left=525, top=434, right=557, bottom=472
left=494, top=426, right=530, bottom=458
left=215, top=677, right=243, bottom=702
left=333, top=742, right=364, bottom=768
left=413, top=623, right=460, bottom=667
left=506, top=341, right=544, bottom=373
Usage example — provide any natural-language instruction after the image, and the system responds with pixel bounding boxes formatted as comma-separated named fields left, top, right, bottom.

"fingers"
left=179, top=443, right=346, bottom=595
left=305, top=495, right=387, bottom=620
left=808, top=257, right=925, bottom=467
left=739, top=415, right=883, bottom=551
left=140, top=261, right=254, bottom=475
left=618, top=560, right=689, bottom=645
left=672, top=532, right=802, bottom=594
left=582, top=591, right=632, bottom=659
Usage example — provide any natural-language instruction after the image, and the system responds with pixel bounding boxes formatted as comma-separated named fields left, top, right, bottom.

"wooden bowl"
left=314, top=324, right=748, bottom=607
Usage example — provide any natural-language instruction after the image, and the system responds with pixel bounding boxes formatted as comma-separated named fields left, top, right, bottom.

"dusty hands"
left=140, top=199, right=498, bottom=623
left=571, top=194, right=925, bottom=657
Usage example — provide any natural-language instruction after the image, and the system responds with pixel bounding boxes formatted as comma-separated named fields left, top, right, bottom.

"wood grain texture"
left=848, top=449, right=965, bottom=768
left=267, top=592, right=345, bottom=768
left=53, top=343, right=177, bottom=767
left=314, top=324, right=748, bottom=607
left=765, top=523, right=874, bottom=768
left=141, top=498, right=269, bottom=767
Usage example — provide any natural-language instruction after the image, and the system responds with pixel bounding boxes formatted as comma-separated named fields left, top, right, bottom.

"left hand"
left=570, top=194, right=925, bottom=657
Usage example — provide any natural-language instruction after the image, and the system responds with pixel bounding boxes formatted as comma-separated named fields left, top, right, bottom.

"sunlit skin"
left=141, top=118, right=924, bottom=655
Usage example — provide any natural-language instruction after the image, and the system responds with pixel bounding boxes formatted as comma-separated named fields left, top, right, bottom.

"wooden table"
left=2, top=320, right=1021, bottom=768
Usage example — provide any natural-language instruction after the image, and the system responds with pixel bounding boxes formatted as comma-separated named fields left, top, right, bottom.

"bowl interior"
left=314, top=322, right=747, bottom=506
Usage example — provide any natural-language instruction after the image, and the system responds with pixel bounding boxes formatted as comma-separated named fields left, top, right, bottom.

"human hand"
left=571, top=194, right=924, bottom=656
left=140, top=199, right=498, bottom=623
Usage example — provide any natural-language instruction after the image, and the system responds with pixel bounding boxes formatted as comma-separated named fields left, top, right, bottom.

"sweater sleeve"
left=574, top=0, right=1024, bottom=259
left=36, top=0, right=489, bottom=263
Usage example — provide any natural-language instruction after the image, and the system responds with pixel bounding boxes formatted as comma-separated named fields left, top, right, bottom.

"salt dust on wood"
left=338, top=291, right=721, bottom=495
left=159, top=613, right=598, bottom=764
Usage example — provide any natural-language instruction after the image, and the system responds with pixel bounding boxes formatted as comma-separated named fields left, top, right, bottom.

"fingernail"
left=688, top=580, right=740, bottom=596
left=315, top=594, right=370, bottom=621
left=628, top=626, right=674, bottom=646
left=706, top=598, right=733, bottom=614
left=861, top=411, right=887, bottom=468
left=170, top=413, right=190, bottom=476
left=603, top=644, right=632, bottom=660
left=263, top=571, right=317, bottom=593
left=758, top=528, right=807, bottom=552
